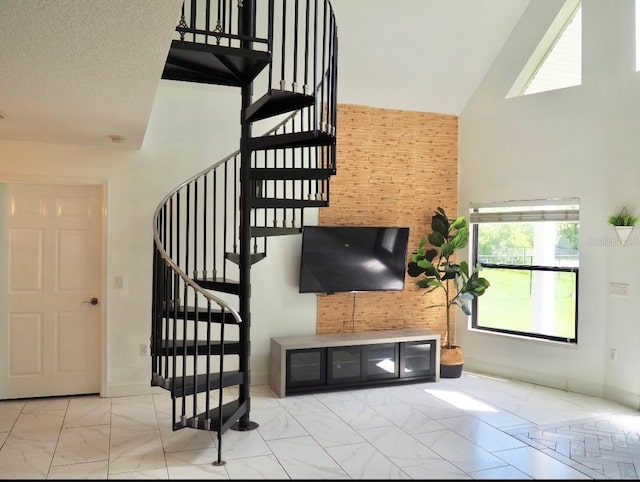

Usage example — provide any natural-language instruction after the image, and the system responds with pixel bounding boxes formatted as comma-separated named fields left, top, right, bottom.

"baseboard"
left=603, top=384, right=640, bottom=410
left=464, top=358, right=604, bottom=399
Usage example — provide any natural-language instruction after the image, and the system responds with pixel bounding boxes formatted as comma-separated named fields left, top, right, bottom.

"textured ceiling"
left=0, top=0, right=530, bottom=150
left=0, top=0, right=183, bottom=149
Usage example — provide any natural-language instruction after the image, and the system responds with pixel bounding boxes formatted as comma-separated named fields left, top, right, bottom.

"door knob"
left=83, top=297, right=99, bottom=306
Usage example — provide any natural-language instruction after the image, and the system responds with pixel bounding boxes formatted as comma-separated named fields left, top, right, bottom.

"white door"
left=0, top=183, right=102, bottom=399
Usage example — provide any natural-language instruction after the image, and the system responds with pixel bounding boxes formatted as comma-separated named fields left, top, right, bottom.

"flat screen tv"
left=298, top=226, right=410, bottom=294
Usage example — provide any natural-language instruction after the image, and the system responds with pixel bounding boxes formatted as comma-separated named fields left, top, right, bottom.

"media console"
left=269, top=328, right=441, bottom=397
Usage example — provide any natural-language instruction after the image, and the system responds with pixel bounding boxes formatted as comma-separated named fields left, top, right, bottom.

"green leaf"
left=440, top=242, right=453, bottom=258
left=459, top=260, right=469, bottom=277
left=428, top=231, right=444, bottom=248
left=449, top=227, right=468, bottom=250
left=425, top=248, right=438, bottom=262
left=431, top=214, right=448, bottom=237
left=416, top=278, right=434, bottom=289
left=416, top=259, right=436, bottom=275
left=407, top=261, right=424, bottom=277
left=450, top=216, right=466, bottom=230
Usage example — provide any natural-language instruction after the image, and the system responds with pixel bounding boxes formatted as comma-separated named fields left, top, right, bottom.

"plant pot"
left=440, top=345, right=463, bottom=379
left=614, top=226, right=634, bottom=246
left=440, top=363, right=463, bottom=378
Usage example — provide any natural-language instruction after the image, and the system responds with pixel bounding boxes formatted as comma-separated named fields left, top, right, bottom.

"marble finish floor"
left=1, top=371, right=640, bottom=479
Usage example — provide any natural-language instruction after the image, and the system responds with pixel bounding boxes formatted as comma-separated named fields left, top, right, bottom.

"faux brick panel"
left=316, top=104, right=459, bottom=343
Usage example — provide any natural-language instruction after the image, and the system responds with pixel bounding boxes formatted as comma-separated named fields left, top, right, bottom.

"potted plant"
left=407, top=207, right=490, bottom=378
left=608, top=207, right=637, bottom=246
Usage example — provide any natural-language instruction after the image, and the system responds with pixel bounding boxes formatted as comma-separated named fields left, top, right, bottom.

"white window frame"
left=507, top=0, right=582, bottom=98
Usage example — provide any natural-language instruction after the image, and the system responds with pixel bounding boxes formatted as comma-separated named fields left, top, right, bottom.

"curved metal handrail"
left=151, top=107, right=303, bottom=324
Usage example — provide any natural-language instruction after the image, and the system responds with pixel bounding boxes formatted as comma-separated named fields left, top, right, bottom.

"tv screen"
left=298, top=226, right=410, bottom=294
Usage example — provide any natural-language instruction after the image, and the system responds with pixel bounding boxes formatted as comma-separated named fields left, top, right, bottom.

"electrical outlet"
left=139, top=343, right=148, bottom=356
left=609, top=348, right=617, bottom=362
left=115, top=276, right=124, bottom=289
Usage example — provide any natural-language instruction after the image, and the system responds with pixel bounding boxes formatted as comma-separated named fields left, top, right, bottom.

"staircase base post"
left=230, top=420, right=259, bottom=431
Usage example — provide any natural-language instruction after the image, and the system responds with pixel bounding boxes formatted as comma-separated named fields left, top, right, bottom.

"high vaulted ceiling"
left=0, top=0, right=531, bottom=150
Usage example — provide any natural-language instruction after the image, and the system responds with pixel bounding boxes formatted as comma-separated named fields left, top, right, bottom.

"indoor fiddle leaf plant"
left=407, top=207, right=490, bottom=378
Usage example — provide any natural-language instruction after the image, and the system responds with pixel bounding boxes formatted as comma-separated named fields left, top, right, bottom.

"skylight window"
left=507, top=0, right=582, bottom=97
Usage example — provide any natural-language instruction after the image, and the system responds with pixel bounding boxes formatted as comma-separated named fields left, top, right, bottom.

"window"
left=507, top=0, right=582, bottom=97
left=469, top=199, right=579, bottom=343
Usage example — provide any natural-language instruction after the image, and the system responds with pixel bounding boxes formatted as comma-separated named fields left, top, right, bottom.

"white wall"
left=459, top=0, right=640, bottom=408
left=0, top=80, right=317, bottom=396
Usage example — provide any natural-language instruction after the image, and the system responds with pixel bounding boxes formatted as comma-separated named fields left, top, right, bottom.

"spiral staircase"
left=150, top=0, right=338, bottom=464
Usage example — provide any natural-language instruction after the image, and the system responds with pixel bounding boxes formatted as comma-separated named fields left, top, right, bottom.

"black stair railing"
left=152, top=0, right=338, bottom=465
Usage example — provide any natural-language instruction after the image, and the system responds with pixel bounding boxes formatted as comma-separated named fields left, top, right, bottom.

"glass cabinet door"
left=327, top=346, right=362, bottom=384
left=286, top=348, right=326, bottom=389
left=364, top=343, right=398, bottom=380
left=400, top=340, right=435, bottom=378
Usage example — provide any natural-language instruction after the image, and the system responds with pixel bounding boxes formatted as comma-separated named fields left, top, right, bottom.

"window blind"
left=469, top=198, right=579, bottom=224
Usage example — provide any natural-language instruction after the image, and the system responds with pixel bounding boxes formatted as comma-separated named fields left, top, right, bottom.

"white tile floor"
left=1, top=370, right=639, bottom=479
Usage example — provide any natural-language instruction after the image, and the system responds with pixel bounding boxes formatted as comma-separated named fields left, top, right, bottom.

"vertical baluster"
left=212, top=170, right=217, bottom=278
left=194, top=178, right=199, bottom=280
left=293, top=0, right=299, bottom=92
left=185, top=185, right=191, bottom=280
left=228, top=0, right=234, bottom=47
left=190, top=0, right=197, bottom=42
left=203, top=172, right=208, bottom=278
left=304, top=0, right=310, bottom=94
left=320, top=0, right=328, bottom=135
left=181, top=278, right=188, bottom=423
left=171, top=272, right=180, bottom=422
left=233, top=156, right=238, bottom=254
left=312, top=0, right=318, bottom=132
left=267, top=0, right=274, bottom=89
left=223, top=161, right=228, bottom=280
left=205, top=0, right=211, bottom=44
left=280, top=0, right=287, bottom=88
left=192, top=287, right=199, bottom=426
left=204, top=299, right=212, bottom=430
left=222, top=0, right=227, bottom=44
left=216, top=307, right=226, bottom=464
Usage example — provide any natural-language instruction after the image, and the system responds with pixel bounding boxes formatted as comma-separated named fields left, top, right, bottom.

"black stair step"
left=169, top=305, right=238, bottom=324
left=193, top=277, right=240, bottom=296
left=152, top=371, right=244, bottom=398
left=162, top=40, right=270, bottom=87
left=250, top=167, right=335, bottom=181
left=177, top=400, right=248, bottom=433
left=160, top=339, right=241, bottom=356
left=244, top=131, right=336, bottom=151
left=250, top=227, right=302, bottom=237
left=225, top=252, right=266, bottom=265
left=249, top=197, right=329, bottom=209
left=245, top=89, right=315, bottom=123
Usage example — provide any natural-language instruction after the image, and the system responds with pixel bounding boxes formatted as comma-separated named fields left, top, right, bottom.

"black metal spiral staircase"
left=151, top=0, right=338, bottom=465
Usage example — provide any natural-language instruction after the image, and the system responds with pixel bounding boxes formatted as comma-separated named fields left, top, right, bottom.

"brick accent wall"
left=316, top=104, right=458, bottom=342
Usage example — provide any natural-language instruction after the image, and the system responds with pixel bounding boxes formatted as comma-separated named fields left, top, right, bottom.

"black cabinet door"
left=363, top=343, right=398, bottom=380
left=286, top=348, right=326, bottom=389
left=399, top=340, right=435, bottom=378
left=327, top=345, right=362, bottom=384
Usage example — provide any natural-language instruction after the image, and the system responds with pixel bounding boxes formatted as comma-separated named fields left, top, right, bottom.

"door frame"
left=0, top=173, right=108, bottom=397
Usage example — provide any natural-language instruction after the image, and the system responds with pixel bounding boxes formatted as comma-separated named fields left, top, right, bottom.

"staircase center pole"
left=235, top=0, right=258, bottom=432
